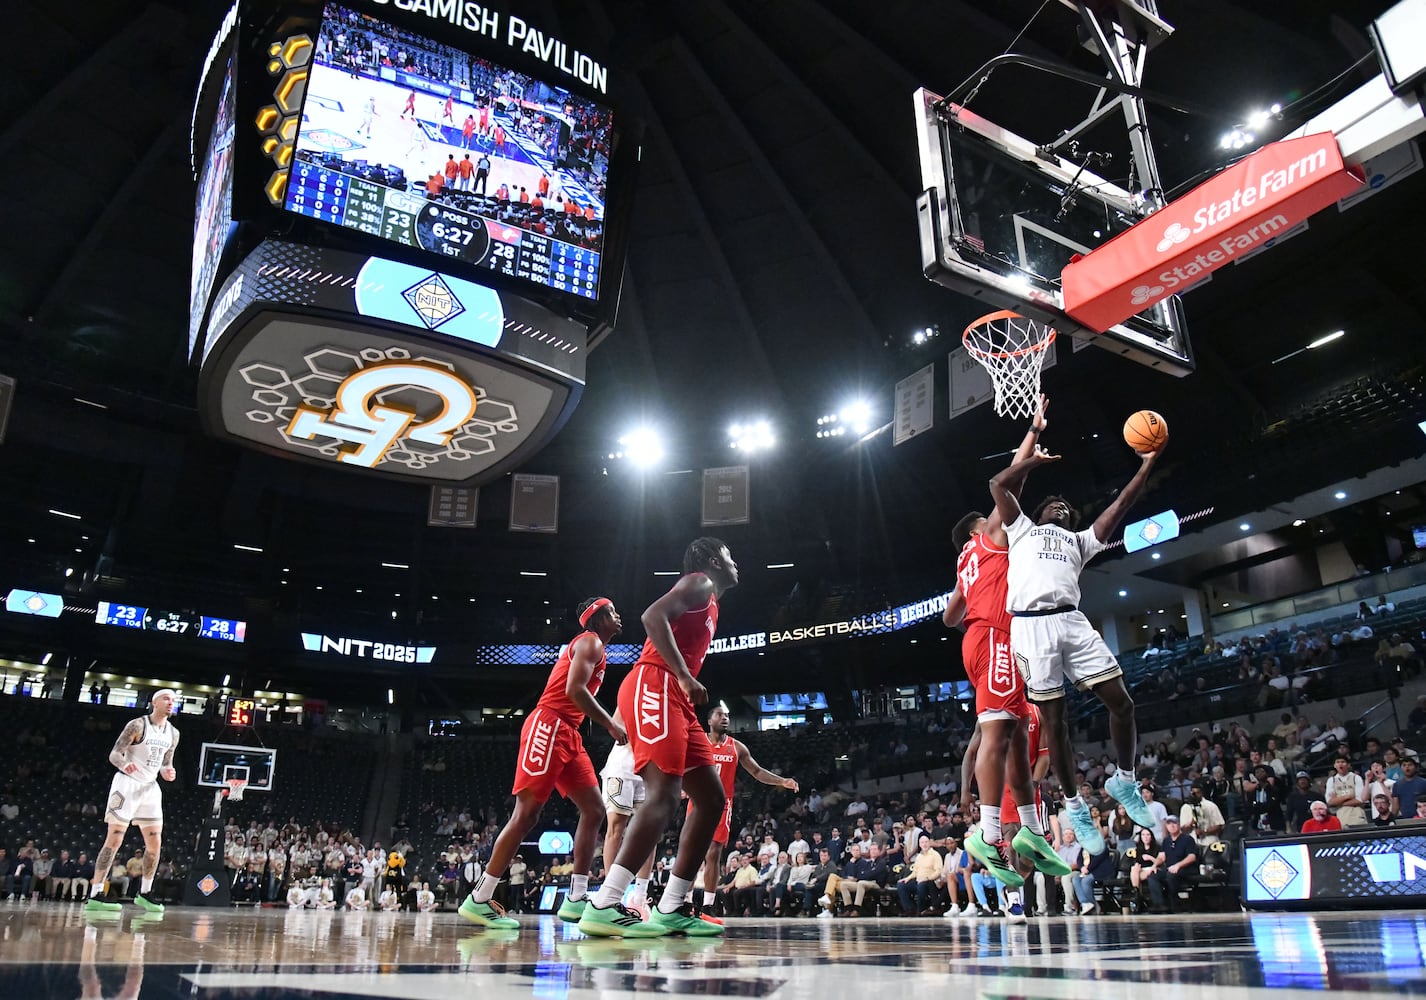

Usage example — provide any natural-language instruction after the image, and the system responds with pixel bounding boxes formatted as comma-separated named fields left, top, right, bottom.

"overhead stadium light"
left=617, top=427, right=665, bottom=467
left=840, top=400, right=874, bottom=435
left=729, top=419, right=775, bottom=453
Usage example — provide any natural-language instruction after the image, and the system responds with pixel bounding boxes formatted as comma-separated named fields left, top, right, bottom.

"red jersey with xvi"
left=958, top=533, right=1027, bottom=718
left=512, top=632, right=604, bottom=802
left=618, top=583, right=721, bottom=776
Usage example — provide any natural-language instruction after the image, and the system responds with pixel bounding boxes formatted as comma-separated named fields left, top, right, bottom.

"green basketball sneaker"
left=966, top=829, right=1025, bottom=887
left=577, top=901, right=668, bottom=938
left=650, top=902, right=725, bottom=937
left=1011, top=827, right=1073, bottom=876
left=557, top=896, right=588, bottom=923
left=83, top=897, right=122, bottom=915
left=133, top=893, right=165, bottom=914
left=458, top=895, right=520, bottom=930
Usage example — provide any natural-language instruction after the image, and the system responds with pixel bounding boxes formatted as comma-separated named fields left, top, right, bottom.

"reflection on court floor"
left=0, top=907, right=1422, bottom=999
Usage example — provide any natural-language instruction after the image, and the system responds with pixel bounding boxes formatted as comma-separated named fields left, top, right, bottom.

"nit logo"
left=1130, top=283, right=1166, bottom=305
left=198, top=874, right=221, bottom=896
left=1156, top=222, right=1192, bottom=253
left=1251, top=849, right=1300, bottom=899
left=401, top=273, right=466, bottom=330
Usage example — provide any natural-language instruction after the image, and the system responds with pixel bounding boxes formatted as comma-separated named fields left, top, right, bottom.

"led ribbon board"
left=1123, top=509, right=1181, bottom=553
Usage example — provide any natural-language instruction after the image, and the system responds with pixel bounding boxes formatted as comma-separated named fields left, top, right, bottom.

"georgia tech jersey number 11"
left=286, top=361, right=478, bottom=468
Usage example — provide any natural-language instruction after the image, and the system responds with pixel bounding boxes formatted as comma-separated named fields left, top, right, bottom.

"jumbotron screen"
left=283, top=2, right=612, bottom=302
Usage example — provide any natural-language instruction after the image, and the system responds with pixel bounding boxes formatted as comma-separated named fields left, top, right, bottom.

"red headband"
left=580, top=598, right=613, bottom=628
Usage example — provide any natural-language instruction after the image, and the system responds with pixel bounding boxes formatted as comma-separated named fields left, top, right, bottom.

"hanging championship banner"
left=509, top=474, right=560, bottom=533
left=702, top=466, right=749, bottom=526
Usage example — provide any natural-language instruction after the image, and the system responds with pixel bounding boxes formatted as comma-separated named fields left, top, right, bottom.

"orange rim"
left=962, top=309, right=1057, bottom=359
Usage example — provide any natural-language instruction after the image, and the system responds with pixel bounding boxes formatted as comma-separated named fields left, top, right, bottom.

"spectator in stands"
left=1127, top=828, right=1160, bottom=907
left=762, top=851, right=793, bottom=915
left=1325, top=755, right=1367, bottom=827
left=1246, top=765, right=1288, bottom=833
left=896, top=834, right=943, bottom=915
left=806, top=847, right=839, bottom=916
left=1410, top=697, right=1426, bottom=730
left=730, top=854, right=761, bottom=916
left=1371, top=794, right=1396, bottom=827
left=1108, top=804, right=1135, bottom=853
left=1284, top=771, right=1317, bottom=832
left=1138, top=784, right=1169, bottom=841
left=1393, top=757, right=1426, bottom=817
left=1366, top=759, right=1395, bottom=803
left=1374, top=595, right=1396, bottom=615
left=32, top=849, right=52, bottom=900
left=1180, top=780, right=1225, bottom=847
left=1145, top=815, right=1197, bottom=913
left=1357, top=601, right=1374, bottom=621
left=783, top=851, right=813, bottom=915
left=1301, top=800, right=1340, bottom=833
left=837, top=842, right=888, bottom=917
left=416, top=882, right=437, bottom=912
left=345, top=885, right=369, bottom=910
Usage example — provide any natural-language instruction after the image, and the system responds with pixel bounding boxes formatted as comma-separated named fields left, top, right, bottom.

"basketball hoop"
left=223, top=778, right=248, bottom=802
left=962, top=310, right=1057, bottom=419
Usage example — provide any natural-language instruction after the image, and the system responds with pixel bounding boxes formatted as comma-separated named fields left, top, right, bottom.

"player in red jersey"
left=443, top=95, right=454, bottom=121
left=691, top=701, right=799, bottom=922
left=944, top=396, right=1069, bottom=892
left=459, top=598, right=627, bottom=931
left=581, top=537, right=738, bottom=939
left=401, top=89, right=416, bottom=120
left=960, top=701, right=1057, bottom=920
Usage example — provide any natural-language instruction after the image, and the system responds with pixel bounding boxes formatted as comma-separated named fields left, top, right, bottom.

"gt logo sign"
left=286, top=361, right=477, bottom=468
left=522, top=712, right=557, bottom=776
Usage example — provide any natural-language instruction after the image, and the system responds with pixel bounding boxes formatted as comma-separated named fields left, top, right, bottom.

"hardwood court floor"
left=0, top=903, right=1421, bottom=998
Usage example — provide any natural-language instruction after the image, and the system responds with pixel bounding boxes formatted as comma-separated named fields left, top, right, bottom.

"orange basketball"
left=1123, top=410, right=1168, bottom=454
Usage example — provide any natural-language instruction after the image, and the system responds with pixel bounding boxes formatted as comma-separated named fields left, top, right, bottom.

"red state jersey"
left=957, top=532, right=1011, bottom=632
left=534, top=631, right=605, bottom=724
left=634, top=581, right=718, bottom=679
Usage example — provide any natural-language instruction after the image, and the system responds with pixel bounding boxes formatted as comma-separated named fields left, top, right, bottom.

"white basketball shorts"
left=600, top=741, right=645, bottom=816
left=106, top=771, right=163, bottom=826
left=1010, top=609, right=1123, bottom=701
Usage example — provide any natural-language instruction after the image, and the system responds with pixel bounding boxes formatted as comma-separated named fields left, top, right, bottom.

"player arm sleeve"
left=109, top=719, right=142, bottom=770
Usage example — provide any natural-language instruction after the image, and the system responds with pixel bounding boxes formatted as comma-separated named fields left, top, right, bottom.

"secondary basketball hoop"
left=962, top=310, right=1057, bottom=419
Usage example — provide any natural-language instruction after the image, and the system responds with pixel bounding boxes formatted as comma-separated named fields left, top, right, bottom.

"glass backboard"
left=914, top=87, right=1194, bottom=376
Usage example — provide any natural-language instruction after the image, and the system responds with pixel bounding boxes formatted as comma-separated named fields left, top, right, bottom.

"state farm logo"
left=1156, top=222, right=1191, bottom=253
left=1131, top=284, right=1165, bottom=305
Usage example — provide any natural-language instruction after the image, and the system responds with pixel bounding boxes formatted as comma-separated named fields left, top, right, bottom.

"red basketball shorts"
left=687, top=791, right=734, bottom=844
left=511, top=707, right=596, bottom=802
left=963, top=623, right=1028, bottom=720
left=618, top=664, right=718, bottom=777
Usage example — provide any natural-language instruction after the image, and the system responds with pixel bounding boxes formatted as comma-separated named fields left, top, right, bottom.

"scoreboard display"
left=226, top=698, right=256, bottom=727
left=95, top=602, right=246, bottom=643
left=286, top=164, right=601, bottom=300
left=280, top=2, right=616, bottom=304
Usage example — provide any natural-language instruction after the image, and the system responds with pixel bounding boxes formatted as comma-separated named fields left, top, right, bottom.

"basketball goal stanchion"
left=962, top=310, right=1057, bottom=419
left=184, top=776, right=248, bottom=907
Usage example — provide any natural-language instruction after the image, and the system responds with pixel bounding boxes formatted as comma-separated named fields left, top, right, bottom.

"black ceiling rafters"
left=28, top=117, right=189, bottom=325
left=664, top=34, right=884, bottom=346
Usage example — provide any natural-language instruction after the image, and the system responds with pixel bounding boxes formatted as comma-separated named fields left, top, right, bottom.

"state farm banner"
left=1062, top=133, right=1362, bottom=333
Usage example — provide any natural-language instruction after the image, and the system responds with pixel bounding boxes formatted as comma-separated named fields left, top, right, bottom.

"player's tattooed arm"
left=161, top=728, right=181, bottom=773
left=109, top=719, right=143, bottom=771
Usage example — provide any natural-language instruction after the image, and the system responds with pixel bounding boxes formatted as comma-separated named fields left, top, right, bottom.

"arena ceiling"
left=0, top=0, right=1423, bottom=697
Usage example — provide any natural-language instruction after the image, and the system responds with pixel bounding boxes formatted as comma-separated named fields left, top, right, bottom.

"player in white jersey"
left=85, top=689, right=179, bottom=915
left=599, top=707, right=655, bottom=917
left=989, top=443, right=1163, bottom=856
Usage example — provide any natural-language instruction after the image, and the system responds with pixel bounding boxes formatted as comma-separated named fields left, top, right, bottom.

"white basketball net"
left=962, top=311, right=1057, bottom=419
left=225, top=779, right=248, bottom=802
